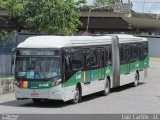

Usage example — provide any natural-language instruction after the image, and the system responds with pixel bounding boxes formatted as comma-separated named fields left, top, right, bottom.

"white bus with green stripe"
left=14, top=35, right=149, bottom=104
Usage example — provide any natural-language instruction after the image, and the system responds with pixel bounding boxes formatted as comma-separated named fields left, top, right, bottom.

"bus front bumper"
left=15, top=85, right=64, bottom=101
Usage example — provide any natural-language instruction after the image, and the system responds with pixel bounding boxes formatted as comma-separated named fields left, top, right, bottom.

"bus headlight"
left=51, top=80, right=61, bottom=87
left=14, top=81, right=20, bottom=87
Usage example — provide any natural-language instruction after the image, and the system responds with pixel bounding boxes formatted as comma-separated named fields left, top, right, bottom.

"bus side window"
left=86, top=51, right=90, bottom=70
left=64, top=49, right=72, bottom=81
left=108, top=46, right=112, bottom=65
left=130, top=44, right=133, bottom=61
left=105, top=45, right=112, bottom=65
left=71, top=48, right=82, bottom=71
left=143, top=42, right=148, bottom=57
left=65, top=55, right=71, bottom=72
left=139, top=43, right=144, bottom=60
left=83, top=49, right=90, bottom=70
left=97, top=49, right=101, bottom=67
left=105, top=46, right=109, bottom=65
left=133, top=43, right=138, bottom=60
left=101, top=48, right=105, bottom=67
left=119, top=45, right=124, bottom=64
left=123, top=45, right=130, bottom=63
left=90, top=48, right=98, bottom=68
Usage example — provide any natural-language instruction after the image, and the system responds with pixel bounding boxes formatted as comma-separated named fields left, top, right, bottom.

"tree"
left=94, top=0, right=120, bottom=6
left=3, top=0, right=86, bottom=34
left=0, top=29, right=11, bottom=41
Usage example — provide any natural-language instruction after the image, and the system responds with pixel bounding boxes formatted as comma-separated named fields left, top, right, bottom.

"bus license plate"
left=31, top=91, right=39, bottom=97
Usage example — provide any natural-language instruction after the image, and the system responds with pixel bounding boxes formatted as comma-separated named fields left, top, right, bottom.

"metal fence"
left=0, top=54, right=12, bottom=76
left=0, top=32, right=37, bottom=76
left=148, top=37, right=160, bottom=58
left=0, top=41, right=15, bottom=76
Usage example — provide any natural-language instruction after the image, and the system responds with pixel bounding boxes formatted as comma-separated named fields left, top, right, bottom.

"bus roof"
left=116, top=34, right=147, bottom=43
left=17, top=35, right=147, bottom=48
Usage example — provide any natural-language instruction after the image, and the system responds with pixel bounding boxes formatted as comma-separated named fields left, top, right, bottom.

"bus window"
left=71, top=48, right=82, bottom=70
left=143, top=42, right=148, bottom=57
left=101, top=49, right=105, bottom=66
left=133, top=43, right=138, bottom=60
left=97, top=48, right=105, bottom=67
left=86, top=51, right=90, bottom=70
left=139, top=43, right=144, bottom=60
left=123, top=45, right=130, bottom=64
left=64, top=49, right=72, bottom=81
left=119, top=45, right=124, bottom=64
left=129, top=44, right=133, bottom=61
left=105, top=46, right=109, bottom=65
left=105, top=46, right=112, bottom=65
left=90, top=48, right=98, bottom=68
left=108, top=47, right=112, bottom=65
left=83, top=49, right=90, bottom=70
left=65, top=55, right=71, bottom=72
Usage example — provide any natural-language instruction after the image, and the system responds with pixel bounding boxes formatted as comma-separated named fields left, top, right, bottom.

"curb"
left=150, top=58, right=160, bottom=61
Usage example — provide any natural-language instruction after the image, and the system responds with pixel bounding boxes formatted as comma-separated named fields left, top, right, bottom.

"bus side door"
left=97, top=48, right=105, bottom=80
left=63, top=48, right=72, bottom=82
left=124, top=45, right=130, bottom=74
left=83, top=49, right=91, bottom=83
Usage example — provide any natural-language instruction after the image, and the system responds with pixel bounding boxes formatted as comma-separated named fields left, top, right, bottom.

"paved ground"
left=0, top=60, right=160, bottom=114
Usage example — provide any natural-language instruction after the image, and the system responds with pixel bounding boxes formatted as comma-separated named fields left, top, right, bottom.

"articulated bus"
left=14, top=35, right=149, bottom=104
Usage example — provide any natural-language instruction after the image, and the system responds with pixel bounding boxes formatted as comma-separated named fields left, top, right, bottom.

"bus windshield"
left=15, top=57, right=60, bottom=79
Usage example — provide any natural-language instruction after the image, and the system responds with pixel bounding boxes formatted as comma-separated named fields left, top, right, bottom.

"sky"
left=86, top=0, right=160, bottom=14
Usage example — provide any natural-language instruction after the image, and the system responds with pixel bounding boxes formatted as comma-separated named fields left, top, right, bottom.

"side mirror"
left=11, top=55, right=15, bottom=65
left=11, top=48, right=16, bottom=65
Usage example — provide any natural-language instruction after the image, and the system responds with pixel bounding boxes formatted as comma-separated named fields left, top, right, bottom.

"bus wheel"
left=32, top=99, right=42, bottom=104
left=102, top=79, right=110, bottom=96
left=133, top=72, right=139, bottom=87
left=72, top=86, right=80, bottom=104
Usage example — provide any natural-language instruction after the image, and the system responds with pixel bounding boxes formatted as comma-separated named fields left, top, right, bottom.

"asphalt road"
left=0, top=60, right=160, bottom=114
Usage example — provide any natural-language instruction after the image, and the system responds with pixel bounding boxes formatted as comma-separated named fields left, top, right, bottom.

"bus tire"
left=32, top=98, right=42, bottom=104
left=133, top=72, right=139, bottom=87
left=102, top=78, right=110, bottom=96
left=71, top=85, right=81, bottom=104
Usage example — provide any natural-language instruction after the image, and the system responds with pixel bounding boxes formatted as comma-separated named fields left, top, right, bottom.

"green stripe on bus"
left=62, top=65, right=112, bottom=87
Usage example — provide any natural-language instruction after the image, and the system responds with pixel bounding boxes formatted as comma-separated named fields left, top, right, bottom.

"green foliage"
left=0, top=29, right=10, bottom=41
left=3, top=0, right=86, bottom=35
left=94, top=0, right=120, bottom=6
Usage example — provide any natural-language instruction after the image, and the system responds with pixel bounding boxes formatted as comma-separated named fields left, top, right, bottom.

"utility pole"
left=86, top=5, right=113, bottom=32
left=143, top=0, right=145, bottom=13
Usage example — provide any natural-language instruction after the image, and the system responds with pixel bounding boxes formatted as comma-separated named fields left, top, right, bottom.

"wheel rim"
left=105, top=80, right=109, bottom=93
left=74, top=87, right=79, bottom=103
left=135, top=74, right=138, bottom=86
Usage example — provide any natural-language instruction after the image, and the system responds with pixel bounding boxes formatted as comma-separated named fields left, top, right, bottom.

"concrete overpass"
left=79, top=9, right=160, bottom=33
left=1, top=8, right=160, bottom=33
